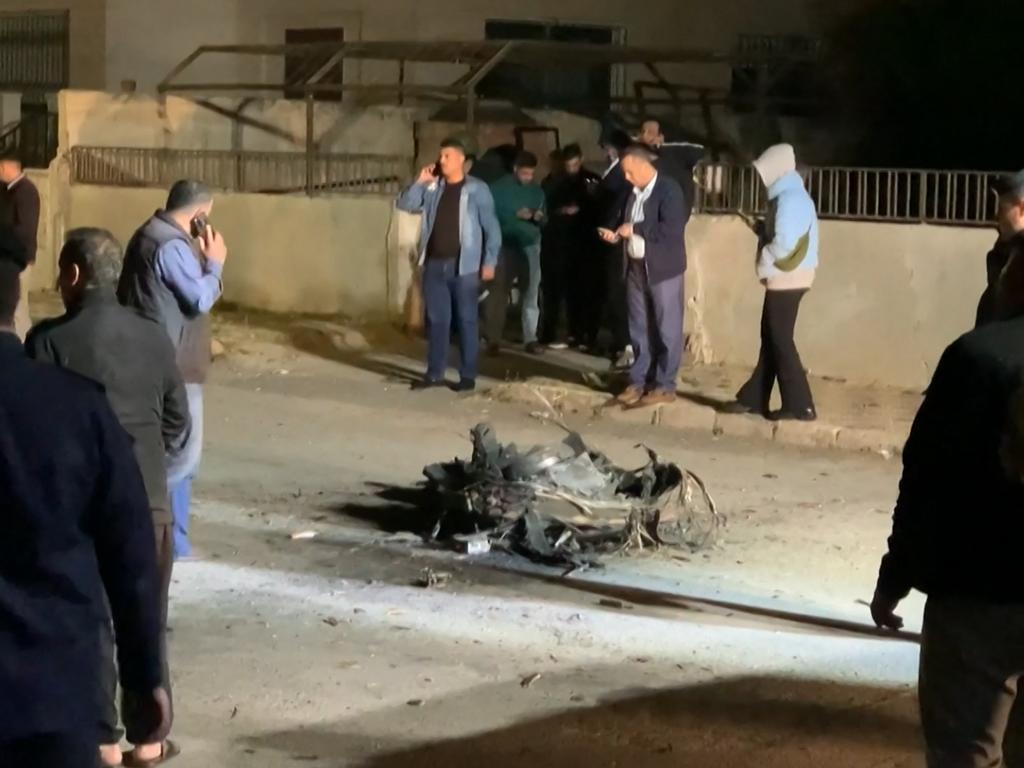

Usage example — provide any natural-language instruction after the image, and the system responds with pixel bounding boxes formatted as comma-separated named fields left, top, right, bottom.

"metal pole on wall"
left=305, top=93, right=315, bottom=196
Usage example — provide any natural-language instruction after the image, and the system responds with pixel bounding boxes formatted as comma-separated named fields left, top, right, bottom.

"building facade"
left=0, top=0, right=873, bottom=95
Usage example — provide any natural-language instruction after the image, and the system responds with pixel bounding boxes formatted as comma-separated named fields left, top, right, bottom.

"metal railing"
left=696, top=164, right=1003, bottom=226
left=68, top=146, right=413, bottom=196
left=0, top=10, right=69, bottom=90
left=0, top=111, right=59, bottom=168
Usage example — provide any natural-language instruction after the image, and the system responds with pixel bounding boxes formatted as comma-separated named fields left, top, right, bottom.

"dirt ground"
left=109, top=308, right=929, bottom=768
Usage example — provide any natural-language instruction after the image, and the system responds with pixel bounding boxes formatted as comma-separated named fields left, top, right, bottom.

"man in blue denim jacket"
left=397, top=137, right=501, bottom=391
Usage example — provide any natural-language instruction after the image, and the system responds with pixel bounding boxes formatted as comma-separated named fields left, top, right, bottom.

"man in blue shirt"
left=119, top=180, right=227, bottom=559
left=397, top=138, right=501, bottom=391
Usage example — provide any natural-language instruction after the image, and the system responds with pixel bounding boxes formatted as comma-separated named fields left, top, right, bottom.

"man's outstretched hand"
left=870, top=589, right=905, bottom=631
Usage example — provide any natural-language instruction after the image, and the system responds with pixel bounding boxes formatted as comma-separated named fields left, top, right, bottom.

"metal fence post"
left=305, top=94, right=315, bottom=197
left=918, top=171, right=928, bottom=222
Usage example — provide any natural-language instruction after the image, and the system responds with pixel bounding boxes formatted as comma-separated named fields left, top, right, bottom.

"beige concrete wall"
left=24, top=168, right=55, bottom=291
left=58, top=90, right=418, bottom=156
left=66, top=185, right=396, bottom=316
left=686, top=216, right=991, bottom=390
left=52, top=175, right=989, bottom=391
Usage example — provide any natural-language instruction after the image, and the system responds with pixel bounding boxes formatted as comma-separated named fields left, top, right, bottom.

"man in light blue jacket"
left=397, top=137, right=501, bottom=391
left=723, top=143, right=819, bottom=421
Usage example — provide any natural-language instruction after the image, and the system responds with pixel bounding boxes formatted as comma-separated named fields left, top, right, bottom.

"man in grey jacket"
left=397, top=137, right=501, bottom=392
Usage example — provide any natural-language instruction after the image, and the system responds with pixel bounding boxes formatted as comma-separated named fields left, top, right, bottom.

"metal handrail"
left=68, top=146, right=413, bottom=197
left=695, top=163, right=1003, bottom=227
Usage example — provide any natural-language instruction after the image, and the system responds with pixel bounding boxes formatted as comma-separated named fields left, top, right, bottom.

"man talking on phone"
left=119, top=180, right=228, bottom=560
left=397, top=137, right=501, bottom=391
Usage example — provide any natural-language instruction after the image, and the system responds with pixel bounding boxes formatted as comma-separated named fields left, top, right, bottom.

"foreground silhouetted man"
left=27, top=228, right=189, bottom=767
left=872, top=240, right=1024, bottom=766
left=0, top=258, right=170, bottom=767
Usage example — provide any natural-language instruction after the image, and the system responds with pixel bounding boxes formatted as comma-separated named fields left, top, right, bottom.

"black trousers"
left=736, top=289, right=815, bottom=415
left=603, top=243, right=629, bottom=353
left=0, top=734, right=96, bottom=767
left=99, top=522, right=173, bottom=746
left=540, top=229, right=600, bottom=345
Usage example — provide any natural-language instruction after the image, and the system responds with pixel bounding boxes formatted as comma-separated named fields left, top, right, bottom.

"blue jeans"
left=519, top=243, right=542, bottom=344
left=423, top=259, right=480, bottom=383
left=626, top=259, right=684, bottom=392
left=167, top=383, right=204, bottom=558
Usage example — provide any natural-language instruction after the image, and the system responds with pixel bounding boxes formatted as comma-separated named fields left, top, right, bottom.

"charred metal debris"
left=423, top=424, right=722, bottom=570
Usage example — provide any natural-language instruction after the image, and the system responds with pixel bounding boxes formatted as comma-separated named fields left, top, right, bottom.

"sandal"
left=123, top=740, right=180, bottom=767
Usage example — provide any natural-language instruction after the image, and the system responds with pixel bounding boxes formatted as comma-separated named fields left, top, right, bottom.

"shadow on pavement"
left=329, top=482, right=437, bottom=535
left=284, top=319, right=611, bottom=390
left=240, top=674, right=923, bottom=768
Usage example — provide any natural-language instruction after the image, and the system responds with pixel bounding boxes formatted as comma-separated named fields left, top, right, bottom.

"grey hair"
left=59, top=228, right=124, bottom=289
left=622, top=142, right=660, bottom=165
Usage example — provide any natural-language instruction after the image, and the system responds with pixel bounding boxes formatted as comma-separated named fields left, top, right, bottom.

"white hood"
left=753, top=144, right=796, bottom=188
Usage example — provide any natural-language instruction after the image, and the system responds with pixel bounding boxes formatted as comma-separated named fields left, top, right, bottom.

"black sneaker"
left=484, top=342, right=501, bottom=357
left=454, top=379, right=477, bottom=393
left=524, top=342, right=545, bottom=356
left=412, top=378, right=445, bottom=391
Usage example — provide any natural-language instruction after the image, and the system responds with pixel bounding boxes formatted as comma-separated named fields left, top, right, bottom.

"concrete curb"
left=487, top=381, right=905, bottom=459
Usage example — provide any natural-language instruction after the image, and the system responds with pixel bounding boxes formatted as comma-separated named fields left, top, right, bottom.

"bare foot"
left=99, top=743, right=123, bottom=767
left=132, top=743, right=163, bottom=763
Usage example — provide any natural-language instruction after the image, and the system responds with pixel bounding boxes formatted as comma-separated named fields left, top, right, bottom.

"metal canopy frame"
left=156, top=40, right=818, bottom=193
left=157, top=39, right=812, bottom=122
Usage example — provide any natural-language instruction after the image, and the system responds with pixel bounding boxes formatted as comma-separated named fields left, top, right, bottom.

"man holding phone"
left=397, top=137, right=501, bottom=391
left=485, top=150, right=546, bottom=354
left=119, top=180, right=228, bottom=560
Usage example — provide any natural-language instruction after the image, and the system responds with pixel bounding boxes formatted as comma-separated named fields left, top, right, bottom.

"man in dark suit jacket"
left=0, top=259, right=170, bottom=767
left=27, top=228, right=188, bottom=767
left=595, top=130, right=634, bottom=365
left=0, top=151, right=40, bottom=339
left=599, top=144, right=689, bottom=408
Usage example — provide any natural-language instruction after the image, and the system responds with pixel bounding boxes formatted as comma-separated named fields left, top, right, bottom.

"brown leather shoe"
left=636, top=389, right=677, bottom=408
left=615, top=385, right=645, bottom=407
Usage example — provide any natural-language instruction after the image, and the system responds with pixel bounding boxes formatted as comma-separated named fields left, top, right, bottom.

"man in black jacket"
left=0, top=259, right=170, bottom=767
left=0, top=151, right=40, bottom=339
left=977, top=170, right=1024, bottom=327
left=541, top=144, right=602, bottom=349
left=595, top=131, right=634, bottom=366
left=872, top=260, right=1024, bottom=765
left=27, top=228, right=189, bottom=766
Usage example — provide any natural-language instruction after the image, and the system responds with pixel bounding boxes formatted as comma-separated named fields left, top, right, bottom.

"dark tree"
left=830, top=0, right=1024, bottom=169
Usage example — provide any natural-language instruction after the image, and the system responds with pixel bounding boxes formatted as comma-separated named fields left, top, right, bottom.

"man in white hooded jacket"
left=724, top=143, right=818, bottom=421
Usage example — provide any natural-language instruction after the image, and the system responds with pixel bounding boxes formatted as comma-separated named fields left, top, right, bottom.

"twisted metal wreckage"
left=424, top=424, right=722, bottom=570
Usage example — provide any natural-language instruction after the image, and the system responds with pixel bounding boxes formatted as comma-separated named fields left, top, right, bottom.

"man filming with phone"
left=119, top=180, right=227, bottom=562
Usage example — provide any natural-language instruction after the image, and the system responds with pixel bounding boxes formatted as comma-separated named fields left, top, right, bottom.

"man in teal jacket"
left=485, top=151, right=546, bottom=354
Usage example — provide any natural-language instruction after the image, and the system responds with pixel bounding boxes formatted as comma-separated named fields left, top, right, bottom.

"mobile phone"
left=432, top=162, right=442, bottom=178
left=190, top=213, right=209, bottom=239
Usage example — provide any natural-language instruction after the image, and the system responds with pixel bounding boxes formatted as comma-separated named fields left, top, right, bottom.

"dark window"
left=730, top=34, right=823, bottom=117
left=284, top=27, right=344, bottom=101
left=479, top=20, right=616, bottom=113
left=0, top=11, right=69, bottom=91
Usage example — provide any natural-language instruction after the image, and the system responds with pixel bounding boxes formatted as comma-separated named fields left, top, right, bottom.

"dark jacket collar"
left=0, top=330, right=23, bottom=355
left=78, top=286, right=118, bottom=308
